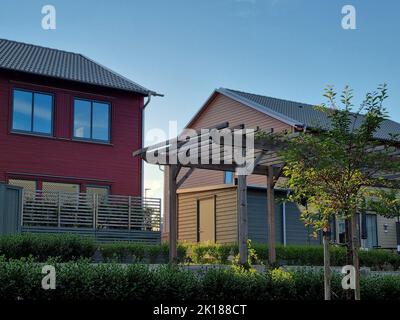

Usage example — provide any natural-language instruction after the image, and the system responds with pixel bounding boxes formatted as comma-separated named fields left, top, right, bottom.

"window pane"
left=366, top=215, right=378, bottom=248
left=12, top=90, right=32, bottom=131
left=33, top=93, right=53, bottom=134
left=224, top=171, right=234, bottom=184
left=74, top=99, right=91, bottom=139
left=42, top=182, right=80, bottom=193
left=92, top=102, right=110, bottom=141
left=86, top=186, right=109, bottom=196
left=8, top=179, right=36, bottom=191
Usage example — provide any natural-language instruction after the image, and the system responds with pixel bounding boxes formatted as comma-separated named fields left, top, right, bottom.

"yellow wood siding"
left=178, top=93, right=293, bottom=189
left=163, top=92, right=294, bottom=238
left=377, top=215, right=398, bottom=248
left=177, top=186, right=237, bottom=244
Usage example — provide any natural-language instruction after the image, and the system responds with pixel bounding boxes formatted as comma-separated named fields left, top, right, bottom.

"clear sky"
left=1, top=0, right=399, bottom=200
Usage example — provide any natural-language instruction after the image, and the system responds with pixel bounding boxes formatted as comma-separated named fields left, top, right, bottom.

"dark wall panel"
left=247, top=189, right=282, bottom=244
left=247, top=188, right=321, bottom=245
left=285, top=202, right=321, bottom=245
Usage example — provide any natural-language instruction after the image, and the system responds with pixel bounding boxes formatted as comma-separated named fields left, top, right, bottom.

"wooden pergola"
left=132, top=122, right=287, bottom=264
left=133, top=122, right=400, bottom=264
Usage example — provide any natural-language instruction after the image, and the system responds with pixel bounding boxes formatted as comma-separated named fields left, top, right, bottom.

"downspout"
left=141, top=93, right=152, bottom=197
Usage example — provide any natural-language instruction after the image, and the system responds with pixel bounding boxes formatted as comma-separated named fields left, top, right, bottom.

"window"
left=338, top=220, right=346, bottom=244
left=12, top=89, right=53, bottom=135
left=8, top=179, right=37, bottom=191
left=86, top=186, right=109, bottom=196
left=42, top=182, right=80, bottom=193
left=73, top=99, right=110, bottom=142
left=224, top=171, right=234, bottom=184
left=365, top=214, right=378, bottom=248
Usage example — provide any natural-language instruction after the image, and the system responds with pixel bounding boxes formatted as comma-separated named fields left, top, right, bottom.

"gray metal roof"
left=0, top=38, right=157, bottom=95
left=221, top=88, right=400, bottom=142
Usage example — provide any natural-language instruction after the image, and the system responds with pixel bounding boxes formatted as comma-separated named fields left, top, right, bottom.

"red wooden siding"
left=0, top=70, right=143, bottom=196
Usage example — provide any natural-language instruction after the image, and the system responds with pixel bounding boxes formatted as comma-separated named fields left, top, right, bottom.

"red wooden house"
left=0, top=39, right=161, bottom=242
left=0, top=38, right=159, bottom=195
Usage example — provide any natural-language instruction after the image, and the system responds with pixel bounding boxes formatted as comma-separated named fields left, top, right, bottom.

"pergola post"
left=237, top=173, right=248, bottom=265
left=267, top=165, right=276, bottom=264
left=169, top=164, right=179, bottom=263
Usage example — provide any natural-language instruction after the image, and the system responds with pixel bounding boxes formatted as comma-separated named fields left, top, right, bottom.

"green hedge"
left=0, top=233, right=96, bottom=262
left=1, top=234, right=399, bottom=270
left=0, top=258, right=399, bottom=300
left=99, top=243, right=187, bottom=263
left=184, top=243, right=400, bottom=270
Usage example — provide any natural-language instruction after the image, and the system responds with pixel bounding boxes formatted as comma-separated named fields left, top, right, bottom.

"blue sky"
left=1, top=0, right=399, bottom=199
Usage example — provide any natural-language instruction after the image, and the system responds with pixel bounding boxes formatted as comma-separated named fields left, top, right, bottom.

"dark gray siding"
left=247, top=189, right=282, bottom=244
left=0, top=184, right=22, bottom=235
left=285, top=202, right=321, bottom=245
left=247, top=188, right=321, bottom=245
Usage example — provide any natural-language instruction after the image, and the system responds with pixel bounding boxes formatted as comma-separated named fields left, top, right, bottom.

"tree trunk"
left=323, top=229, right=331, bottom=300
left=351, top=212, right=361, bottom=300
left=345, top=218, right=353, bottom=300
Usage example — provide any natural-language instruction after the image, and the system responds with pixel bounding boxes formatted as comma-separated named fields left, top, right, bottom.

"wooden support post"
left=169, top=165, right=179, bottom=263
left=267, top=166, right=276, bottom=264
left=237, top=173, right=248, bottom=265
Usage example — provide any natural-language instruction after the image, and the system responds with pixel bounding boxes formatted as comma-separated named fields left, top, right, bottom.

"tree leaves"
left=274, top=84, right=400, bottom=231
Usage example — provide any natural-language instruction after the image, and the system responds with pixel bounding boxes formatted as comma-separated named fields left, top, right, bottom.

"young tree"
left=276, top=84, right=400, bottom=300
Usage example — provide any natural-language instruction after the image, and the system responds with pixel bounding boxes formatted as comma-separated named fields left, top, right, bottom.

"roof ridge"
left=0, top=38, right=82, bottom=56
left=218, top=87, right=304, bottom=127
left=223, top=87, right=382, bottom=118
left=224, top=88, right=317, bottom=108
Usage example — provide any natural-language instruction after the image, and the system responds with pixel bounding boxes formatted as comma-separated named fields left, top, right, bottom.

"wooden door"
left=198, top=197, right=215, bottom=242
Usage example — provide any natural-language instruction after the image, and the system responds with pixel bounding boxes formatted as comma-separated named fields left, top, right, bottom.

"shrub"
left=185, top=242, right=237, bottom=264
left=185, top=243, right=400, bottom=270
left=359, top=250, right=400, bottom=271
left=100, top=242, right=187, bottom=264
left=2, top=233, right=399, bottom=270
left=0, top=233, right=96, bottom=262
left=100, top=243, right=146, bottom=263
left=0, top=259, right=399, bottom=300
